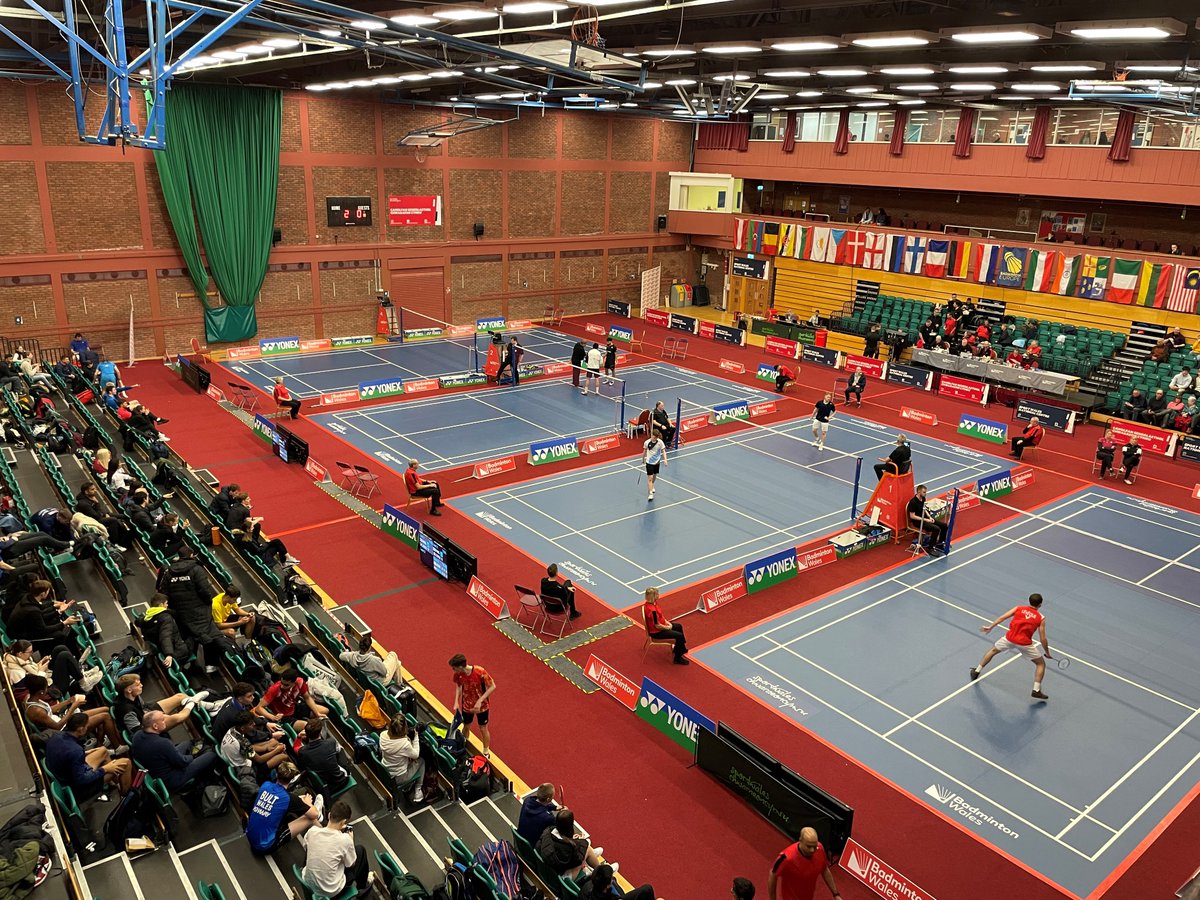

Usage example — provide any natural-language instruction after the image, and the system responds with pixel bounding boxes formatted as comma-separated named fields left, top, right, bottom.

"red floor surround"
left=128, top=334, right=1198, bottom=900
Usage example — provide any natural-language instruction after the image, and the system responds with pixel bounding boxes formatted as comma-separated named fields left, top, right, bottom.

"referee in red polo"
left=768, top=827, right=841, bottom=900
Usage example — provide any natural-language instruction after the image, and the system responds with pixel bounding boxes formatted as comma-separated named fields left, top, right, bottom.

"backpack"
left=358, top=690, right=389, bottom=729
left=454, top=755, right=491, bottom=803
left=107, top=646, right=148, bottom=680
left=284, top=571, right=316, bottom=606
left=244, top=640, right=275, bottom=673
left=472, top=840, right=522, bottom=899
left=104, top=771, right=166, bottom=850
left=388, top=873, right=431, bottom=900
left=81, top=425, right=100, bottom=450
left=254, top=616, right=292, bottom=651
left=352, top=731, right=381, bottom=764
left=150, top=440, right=170, bottom=460
left=199, top=784, right=230, bottom=818
left=430, top=862, right=470, bottom=900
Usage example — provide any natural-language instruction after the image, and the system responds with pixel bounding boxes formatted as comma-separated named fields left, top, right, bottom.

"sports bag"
left=472, top=839, right=522, bottom=899
left=454, top=754, right=491, bottom=803
left=388, top=873, right=431, bottom=900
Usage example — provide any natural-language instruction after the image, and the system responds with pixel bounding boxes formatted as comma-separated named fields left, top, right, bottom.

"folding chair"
left=405, top=484, right=432, bottom=512
left=352, top=464, right=379, bottom=499
left=231, top=382, right=259, bottom=412
left=538, top=595, right=572, bottom=639
left=661, top=337, right=679, bottom=359
left=190, top=337, right=210, bottom=364
left=629, top=330, right=644, bottom=353
left=626, top=409, right=650, bottom=439
left=513, top=584, right=543, bottom=630
left=335, top=461, right=358, bottom=491
left=292, top=863, right=358, bottom=900
left=672, top=338, right=690, bottom=360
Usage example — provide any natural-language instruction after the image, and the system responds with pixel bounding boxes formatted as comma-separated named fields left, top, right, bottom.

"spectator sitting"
left=302, top=800, right=376, bottom=897
left=69, top=332, right=89, bottom=359
left=138, top=594, right=196, bottom=671
left=113, top=672, right=204, bottom=734
left=1169, top=367, right=1194, bottom=395
left=1120, top=389, right=1147, bottom=421
left=1143, top=389, right=1169, bottom=426
left=222, top=709, right=290, bottom=780
left=1095, top=427, right=1118, bottom=478
left=976, top=341, right=997, bottom=361
left=338, top=634, right=402, bottom=687
left=651, top=401, right=675, bottom=445
left=379, top=714, right=425, bottom=802
left=844, top=368, right=866, bottom=407
left=245, top=761, right=323, bottom=856
left=1178, top=396, right=1199, bottom=434
left=642, top=587, right=687, bottom=665
left=773, top=364, right=795, bottom=394
left=1165, top=393, right=1186, bottom=428
left=74, top=482, right=132, bottom=550
left=517, top=782, right=557, bottom=846
left=223, top=490, right=253, bottom=531
left=261, top=669, right=328, bottom=729
left=212, top=586, right=257, bottom=640
left=581, top=863, right=652, bottom=900
left=1009, top=417, right=1044, bottom=460
left=213, top=682, right=284, bottom=743
left=5, top=579, right=83, bottom=656
left=13, top=352, right=53, bottom=388
left=1149, top=339, right=1171, bottom=364
left=540, top=563, right=580, bottom=620
left=1168, top=326, right=1187, bottom=349
left=1120, top=437, right=1142, bottom=484
left=127, top=402, right=168, bottom=441
left=77, top=347, right=99, bottom=382
left=232, top=516, right=299, bottom=569
left=297, top=717, right=351, bottom=794
left=131, top=709, right=219, bottom=791
left=537, top=808, right=607, bottom=879
left=45, top=711, right=133, bottom=797
left=404, top=459, right=443, bottom=516
left=53, top=356, right=88, bottom=393
left=272, top=376, right=302, bottom=420
left=1005, top=348, right=1024, bottom=367
left=149, top=512, right=190, bottom=559
left=0, top=358, right=22, bottom=392
left=23, top=674, right=124, bottom=750
left=30, top=507, right=72, bottom=543
left=2, top=639, right=52, bottom=692
left=209, top=482, right=240, bottom=523
left=1021, top=320, right=1038, bottom=343
left=907, top=484, right=947, bottom=557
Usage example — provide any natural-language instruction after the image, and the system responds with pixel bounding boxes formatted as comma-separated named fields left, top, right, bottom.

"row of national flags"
left=733, top=218, right=1199, bottom=313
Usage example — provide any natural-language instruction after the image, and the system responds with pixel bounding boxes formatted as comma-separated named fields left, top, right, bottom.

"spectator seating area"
left=0, top=351, right=628, bottom=900
left=1106, top=349, right=1200, bottom=421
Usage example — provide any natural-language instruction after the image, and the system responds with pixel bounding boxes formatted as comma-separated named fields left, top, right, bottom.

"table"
left=910, top=349, right=1078, bottom=396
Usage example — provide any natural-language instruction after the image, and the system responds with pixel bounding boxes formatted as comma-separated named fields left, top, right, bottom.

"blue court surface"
left=695, top=488, right=1200, bottom=899
left=220, top=327, right=576, bottom=398
left=451, top=414, right=1005, bottom=606
left=311, top=362, right=778, bottom=471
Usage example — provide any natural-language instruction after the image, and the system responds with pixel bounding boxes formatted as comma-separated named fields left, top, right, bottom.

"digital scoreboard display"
left=325, top=196, right=373, bottom=227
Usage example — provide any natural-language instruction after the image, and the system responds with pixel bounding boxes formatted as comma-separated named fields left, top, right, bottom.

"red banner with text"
left=1109, top=418, right=1177, bottom=456
left=938, top=374, right=988, bottom=405
left=844, top=354, right=886, bottom=379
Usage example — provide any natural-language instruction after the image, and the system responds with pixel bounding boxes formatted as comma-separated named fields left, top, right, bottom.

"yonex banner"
left=743, top=545, right=798, bottom=595
left=1109, top=418, right=1177, bottom=456
left=844, top=354, right=885, bottom=380
left=403, top=327, right=443, bottom=341
left=1016, top=397, right=1075, bottom=434
left=358, top=378, right=406, bottom=400
left=585, top=654, right=638, bottom=710
left=259, top=336, right=300, bottom=356
left=331, top=335, right=374, bottom=348
left=841, top=839, right=937, bottom=900
left=528, top=436, right=580, bottom=466
left=887, top=362, right=933, bottom=391
left=802, top=344, right=841, bottom=367
left=938, top=373, right=988, bottom=405
left=644, top=308, right=670, bottom=327
left=764, top=336, right=801, bottom=359
left=976, top=469, right=1014, bottom=500
left=635, top=678, right=716, bottom=752
left=712, top=400, right=751, bottom=424
left=669, top=312, right=698, bottom=334
left=475, top=317, right=506, bottom=333
left=607, top=299, right=631, bottom=317
left=252, top=414, right=276, bottom=444
left=439, top=373, right=487, bottom=389
left=1180, top=435, right=1200, bottom=463
left=381, top=504, right=420, bottom=550
left=609, top=325, right=633, bottom=343
left=756, top=363, right=778, bottom=383
left=957, top=414, right=1008, bottom=444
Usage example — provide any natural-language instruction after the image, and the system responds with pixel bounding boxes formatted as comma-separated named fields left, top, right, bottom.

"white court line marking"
left=333, top=413, right=450, bottom=469
left=1088, top=492, right=1200, bottom=535
left=757, top=637, right=1119, bottom=833
left=1058, top=706, right=1200, bottom=841
left=730, top=647, right=1098, bottom=859
left=122, top=853, right=148, bottom=900
left=398, top=414, right=510, bottom=439
left=882, top=655, right=1022, bottom=737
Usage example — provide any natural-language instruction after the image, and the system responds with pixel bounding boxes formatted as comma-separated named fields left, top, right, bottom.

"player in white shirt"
left=643, top=429, right=668, bottom=501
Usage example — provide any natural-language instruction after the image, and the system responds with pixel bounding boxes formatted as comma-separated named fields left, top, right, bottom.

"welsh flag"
left=1107, top=258, right=1141, bottom=304
left=924, top=240, right=949, bottom=278
left=1136, top=262, right=1173, bottom=308
left=1023, top=249, right=1060, bottom=293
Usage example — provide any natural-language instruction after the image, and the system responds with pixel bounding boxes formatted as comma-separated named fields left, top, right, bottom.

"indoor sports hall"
left=3, top=5, right=1200, bottom=900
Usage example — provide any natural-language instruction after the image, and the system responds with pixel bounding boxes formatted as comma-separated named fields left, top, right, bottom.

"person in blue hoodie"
left=517, top=782, right=557, bottom=846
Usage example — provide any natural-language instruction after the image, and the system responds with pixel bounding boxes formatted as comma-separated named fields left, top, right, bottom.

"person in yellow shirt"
left=212, top=586, right=257, bottom=639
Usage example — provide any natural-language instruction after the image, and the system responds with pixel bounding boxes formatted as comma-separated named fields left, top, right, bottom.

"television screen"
left=419, top=526, right=450, bottom=579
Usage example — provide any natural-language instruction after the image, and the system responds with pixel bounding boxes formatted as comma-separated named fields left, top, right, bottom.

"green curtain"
left=153, top=83, right=281, bottom=343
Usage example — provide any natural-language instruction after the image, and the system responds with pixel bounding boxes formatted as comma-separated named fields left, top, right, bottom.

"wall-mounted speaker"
left=473, top=222, right=485, bottom=239
left=656, top=215, right=667, bottom=231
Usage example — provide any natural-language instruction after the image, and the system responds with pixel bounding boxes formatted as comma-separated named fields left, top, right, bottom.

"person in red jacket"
left=768, top=828, right=841, bottom=900
left=404, top=459, right=443, bottom=515
left=272, top=377, right=301, bottom=419
left=1009, top=416, right=1044, bottom=460
left=774, top=364, right=795, bottom=394
left=642, top=587, right=688, bottom=664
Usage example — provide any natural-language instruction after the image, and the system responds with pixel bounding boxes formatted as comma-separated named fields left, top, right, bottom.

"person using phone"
left=540, top=563, right=580, bottom=620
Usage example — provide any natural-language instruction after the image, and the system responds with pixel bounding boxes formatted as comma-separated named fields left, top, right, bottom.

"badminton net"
left=493, top=340, right=627, bottom=435
left=396, top=307, right=479, bottom=373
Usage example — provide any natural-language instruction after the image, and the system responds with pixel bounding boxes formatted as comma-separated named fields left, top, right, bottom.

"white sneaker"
left=200, top=699, right=225, bottom=714
left=412, top=787, right=424, bottom=802
left=811, top=440, right=819, bottom=447
left=183, top=690, right=210, bottom=710
left=285, top=555, right=301, bottom=565
left=592, top=847, right=604, bottom=857
left=204, top=665, right=218, bottom=675
left=314, top=793, right=326, bottom=824
left=609, top=862, right=619, bottom=874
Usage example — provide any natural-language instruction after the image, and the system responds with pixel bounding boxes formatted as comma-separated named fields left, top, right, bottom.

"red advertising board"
left=542, top=362, right=571, bottom=376
left=304, top=458, right=328, bottom=481
left=795, top=545, right=837, bottom=572
left=1193, top=483, right=1200, bottom=499
left=953, top=484, right=981, bottom=511
left=697, top=577, right=746, bottom=614
left=584, top=654, right=638, bottom=710
left=1011, top=465, right=1035, bottom=491
left=719, top=359, right=746, bottom=374
left=680, top=415, right=709, bottom=433
left=900, top=407, right=938, bottom=426
left=698, top=321, right=715, bottom=339
left=466, top=576, right=510, bottom=620
left=472, top=456, right=517, bottom=479
left=841, top=838, right=937, bottom=900
left=205, top=385, right=224, bottom=402
left=581, top=434, right=622, bottom=454
left=938, top=374, right=988, bottom=405
left=1109, top=418, right=1177, bottom=456
left=447, top=324, right=474, bottom=337
left=586, top=323, right=606, bottom=335
left=300, top=338, right=332, bottom=353
left=749, top=401, right=777, bottom=418
left=508, top=319, right=534, bottom=330
left=644, top=308, right=670, bottom=328
left=320, top=389, right=360, bottom=406
left=387, top=194, right=440, bottom=226
left=844, top=354, right=885, bottom=379
left=226, top=346, right=261, bottom=360
left=764, top=336, right=801, bottom=359
left=403, top=378, right=439, bottom=395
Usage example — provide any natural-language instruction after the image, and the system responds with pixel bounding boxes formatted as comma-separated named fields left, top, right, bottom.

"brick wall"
left=0, top=80, right=689, bottom=353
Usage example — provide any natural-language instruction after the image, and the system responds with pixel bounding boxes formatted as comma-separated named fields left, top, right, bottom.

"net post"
left=943, top=488, right=960, bottom=556
left=674, top=398, right=682, bottom=449
left=619, top=379, right=627, bottom=435
left=397, top=306, right=405, bottom=343
left=850, top=457, right=862, bottom=521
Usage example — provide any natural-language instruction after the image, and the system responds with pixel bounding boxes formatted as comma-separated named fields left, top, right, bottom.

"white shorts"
left=813, top=420, right=830, bottom=434
left=992, top=637, right=1044, bottom=660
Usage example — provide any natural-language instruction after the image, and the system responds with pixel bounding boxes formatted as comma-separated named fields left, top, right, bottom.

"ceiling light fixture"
left=856, top=100, right=889, bottom=107
left=390, top=14, right=440, bottom=26
left=212, top=49, right=247, bottom=60
left=501, top=91, right=526, bottom=98
left=350, top=19, right=380, bottom=30
left=845, top=85, right=881, bottom=94
left=371, top=76, right=403, bottom=84
left=318, top=28, right=342, bottom=38
left=431, top=6, right=499, bottom=21
left=263, top=37, right=301, bottom=49
left=237, top=43, right=272, bottom=54
left=1028, top=63, right=1102, bottom=72
left=700, top=42, right=763, bottom=54
left=502, top=1, right=567, bottom=12
left=947, top=65, right=1009, bottom=74
left=946, top=24, right=1051, bottom=44
left=895, top=83, right=939, bottom=91
left=475, top=93, right=502, bottom=100
left=429, top=70, right=464, bottom=78
left=1009, top=82, right=1061, bottom=91
left=664, top=78, right=696, bottom=86
left=713, top=73, right=752, bottom=81
left=306, top=84, right=332, bottom=91
left=847, top=31, right=935, bottom=49
left=621, top=102, right=638, bottom=107
left=641, top=81, right=662, bottom=89
left=816, top=67, right=868, bottom=77
left=1060, top=18, right=1185, bottom=40
left=794, top=90, right=822, bottom=97
left=1120, top=62, right=1197, bottom=72
left=1001, top=95, right=1034, bottom=100
left=766, top=37, right=840, bottom=52
left=897, top=99, right=926, bottom=105
left=878, top=66, right=936, bottom=75
left=398, top=73, right=433, bottom=81
left=758, top=69, right=811, bottom=78
left=757, top=93, right=789, bottom=100
left=950, top=82, right=996, bottom=91
left=640, top=47, right=696, bottom=57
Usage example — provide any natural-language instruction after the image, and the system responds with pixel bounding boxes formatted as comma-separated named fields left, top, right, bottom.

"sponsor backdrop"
left=956, top=413, right=1008, bottom=444
left=635, top=678, right=716, bottom=753
left=381, top=504, right=420, bottom=550
left=528, top=435, right=580, bottom=466
left=886, top=362, right=934, bottom=391
left=743, top=546, right=799, bottom=595
left=1015, top=397, right=1076, bottom=433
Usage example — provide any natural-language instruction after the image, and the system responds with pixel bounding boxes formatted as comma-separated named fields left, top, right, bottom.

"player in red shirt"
left=404, top=459, right=443, bottom=515
left=768, top=828, right=841, bottom=900
left=970, top=593, right=1052, bottom=700
left=449, top=653, right=496, bottom=756
left=272, top=376, right=301, bottom=419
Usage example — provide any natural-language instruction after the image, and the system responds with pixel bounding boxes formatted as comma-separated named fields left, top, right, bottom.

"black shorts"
left=645, top=463, right=660, bottom=476
left=460, top=709, right=490, bottom=726
left=586, top=369, right=599, bottom=379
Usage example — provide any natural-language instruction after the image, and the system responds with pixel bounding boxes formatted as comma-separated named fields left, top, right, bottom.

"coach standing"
left=570, top=339, right=586, bottom=388
left=768, top=828, right=841, bottom=900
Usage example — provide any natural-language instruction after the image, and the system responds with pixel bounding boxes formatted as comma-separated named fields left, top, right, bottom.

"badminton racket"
left=1045, top=652, right=1070, bottom=670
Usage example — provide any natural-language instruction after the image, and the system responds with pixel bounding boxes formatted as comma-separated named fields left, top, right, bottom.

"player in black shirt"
left=811, top=393, right=836, bottom=450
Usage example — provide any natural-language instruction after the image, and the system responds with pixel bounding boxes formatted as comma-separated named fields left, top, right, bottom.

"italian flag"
left=1107, top=258, right=1142, bottom=304
left=1023, top=250, right=1060, bottom=293
left=1136, top=262, right=1173, bottom=308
